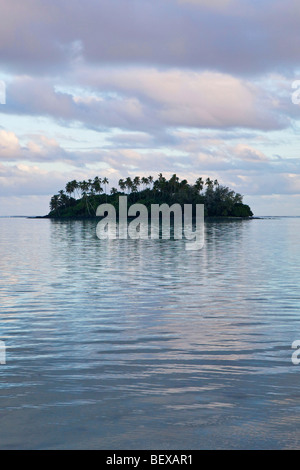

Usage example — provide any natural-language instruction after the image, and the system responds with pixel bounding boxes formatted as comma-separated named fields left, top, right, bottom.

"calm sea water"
left=0, top=216, right=300, bottom=449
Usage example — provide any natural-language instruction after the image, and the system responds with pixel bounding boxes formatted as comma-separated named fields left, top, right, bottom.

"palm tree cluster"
left=49, top=173, right=253, bottom=218
left=118, top=176, right=154, bottom=193
left=50, top=177, right=109, bottom=213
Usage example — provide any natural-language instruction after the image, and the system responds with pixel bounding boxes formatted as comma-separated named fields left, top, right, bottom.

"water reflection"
left=0, top=217, right=300, bottom=449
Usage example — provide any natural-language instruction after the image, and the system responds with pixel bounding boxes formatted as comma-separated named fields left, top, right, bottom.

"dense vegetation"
left=47, top=174, right=253, bottom=218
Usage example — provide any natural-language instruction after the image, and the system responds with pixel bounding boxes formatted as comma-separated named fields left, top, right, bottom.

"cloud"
left=233, top=144, right=269, bottom=162
left=0, top=163, right=63, bottom=197
left=1, top=0, right=300, bottom=76
left=2, top=125, right=300, bottom=197
left=1, top=0, right=300, bottom=216
left=0, top=162, right=99, bottom=198
left=3, top=69, right=290, bottom=132
left=0, top=129, right=76, bottom=164
left=0, top=130, right=21, bottom=159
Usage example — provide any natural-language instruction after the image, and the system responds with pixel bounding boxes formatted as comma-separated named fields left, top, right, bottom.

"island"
left=46, top=174, right=253, bottom=219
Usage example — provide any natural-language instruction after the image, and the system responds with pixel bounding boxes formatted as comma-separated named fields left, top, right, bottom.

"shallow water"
left=0, top=217, right=300, bottom=449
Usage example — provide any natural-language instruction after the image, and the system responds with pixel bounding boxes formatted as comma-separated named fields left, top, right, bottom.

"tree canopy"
left=48, top=174, right=253, bottom=218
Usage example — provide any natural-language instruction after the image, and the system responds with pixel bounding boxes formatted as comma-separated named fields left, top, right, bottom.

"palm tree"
left=155, top=173, right=166, bottom=193
left=88, top=179, right=94, bottom=196
left=65, top=180, right=77, bottom=199
left=79, top=180, right=91, bottom=214
left=205, top=178, right=214, bottom=190
left=194, top=177, right=204, bottom=194
left=179, top=179, right=189, bottom=193
left=118, top=179, right=126, bottom=192
left=133, top=176, right=140, bottom=192
left=148, top=176, right=154, bottom=188
left=93, top=176, right=103, bottom=195
left=125, top=177, right=133, bottom=194
left=141, top=176, right=149, bottom=190
left=102, top=177, right=109, bottom=202
left=58, top=189, right=70, bottom=209
left=169, top=174, right=179, bottom=194
left=50, top=194, right=59, bottom=212
left=103, top=177, right=109, bottom=193
left=110, top=187, right=118, bottom=195
left=79, top=180, right=88, bottom=196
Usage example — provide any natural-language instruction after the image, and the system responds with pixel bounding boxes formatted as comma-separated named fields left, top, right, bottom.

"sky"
left=1, top=0, right=300, bottom=216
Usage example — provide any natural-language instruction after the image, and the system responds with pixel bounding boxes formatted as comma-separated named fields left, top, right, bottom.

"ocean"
left=0, top=216, right=300, bottom=449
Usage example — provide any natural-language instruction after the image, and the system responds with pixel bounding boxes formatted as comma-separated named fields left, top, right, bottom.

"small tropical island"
left=46, top=174, right=253, bottom=219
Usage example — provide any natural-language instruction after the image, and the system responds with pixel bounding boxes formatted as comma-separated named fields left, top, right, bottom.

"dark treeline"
left=48, top=174, right=253, bottom=218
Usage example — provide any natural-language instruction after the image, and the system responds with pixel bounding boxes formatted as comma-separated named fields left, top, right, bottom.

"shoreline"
left=29, top=215, right=259, bottom=221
